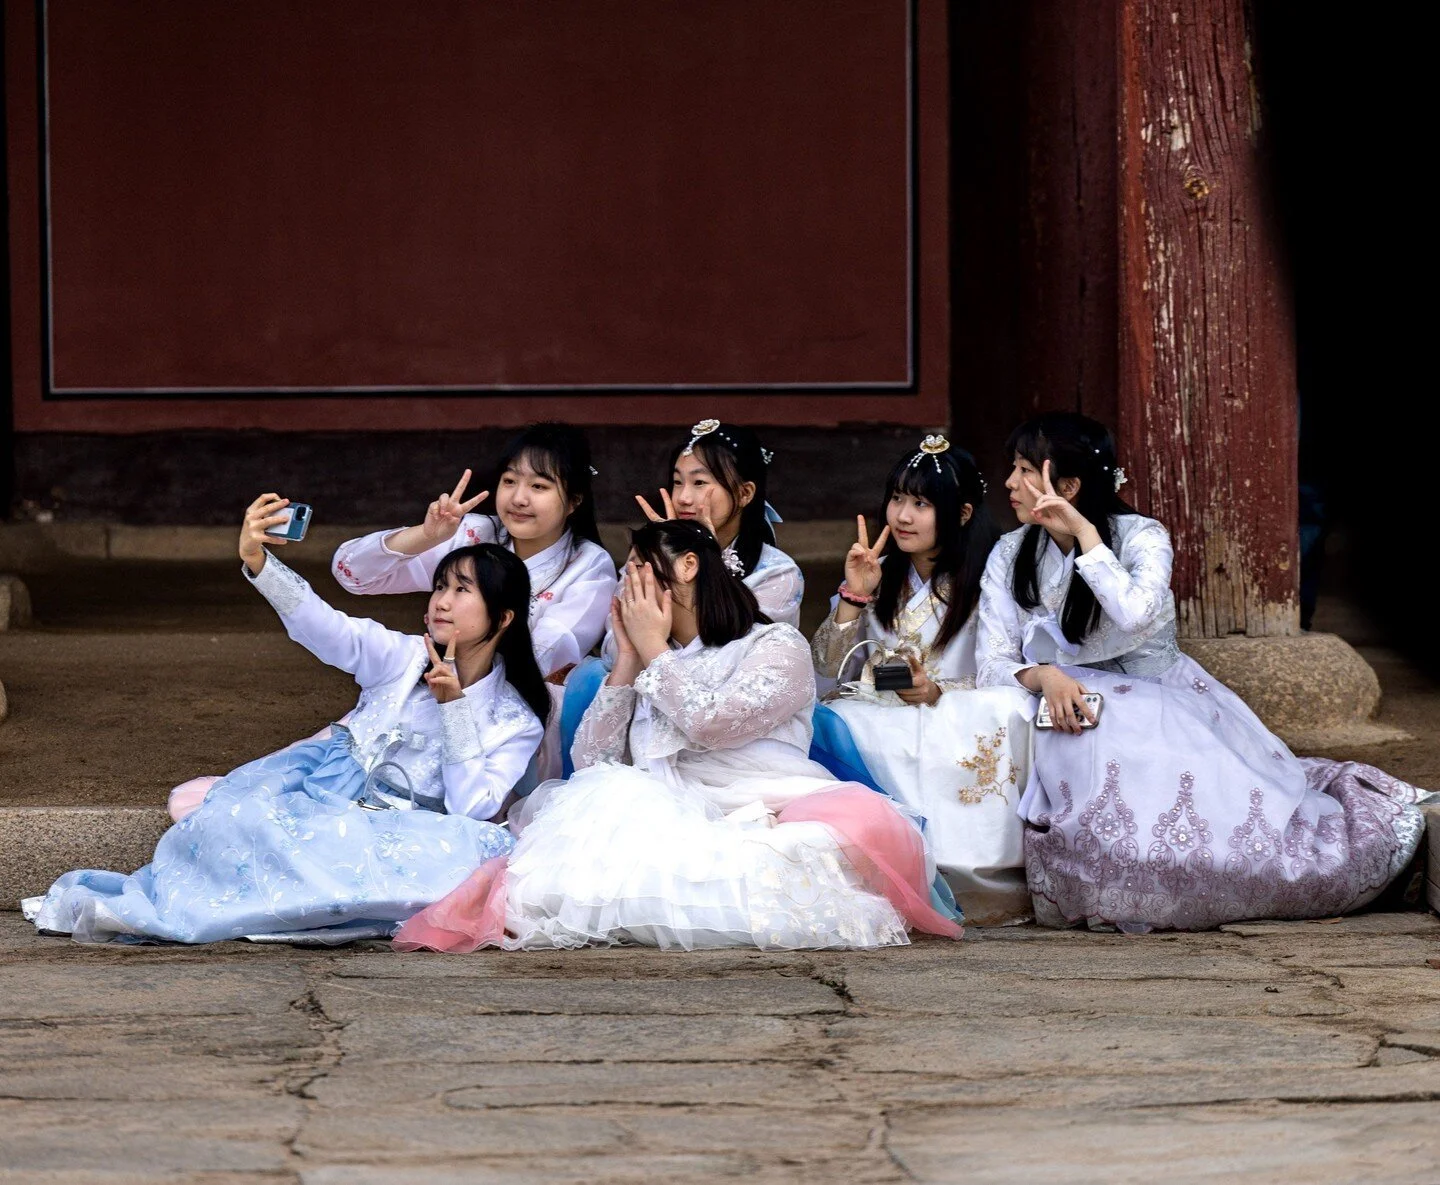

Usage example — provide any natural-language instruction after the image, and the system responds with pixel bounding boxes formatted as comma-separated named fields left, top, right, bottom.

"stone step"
left=0, top=807, right=171, bottom=907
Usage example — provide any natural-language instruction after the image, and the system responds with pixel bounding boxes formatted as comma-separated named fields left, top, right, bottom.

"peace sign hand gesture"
left=1023, top=461, right=1090, bottom=537
left=423, top=632, right=463, bottom=704
left=634, top=489, right=720, bottom=539
left=844, top=515, right=891, bottom=597
left=420, top=470, right=489, bottom=546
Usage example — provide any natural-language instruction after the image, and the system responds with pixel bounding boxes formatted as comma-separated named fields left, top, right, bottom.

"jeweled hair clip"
left=682, top=419, right=721, bottom=456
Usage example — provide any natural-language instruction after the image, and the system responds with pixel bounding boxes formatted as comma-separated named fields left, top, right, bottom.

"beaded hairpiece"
left=1088, top=444, right=1128, bottom=492
left=906, top=433, right=953, bottom=480
left=682, top=419, right=724, bottom=456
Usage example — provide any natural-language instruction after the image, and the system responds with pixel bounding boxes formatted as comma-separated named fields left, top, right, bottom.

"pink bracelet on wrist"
left=838, top=581, right=875, bottom=607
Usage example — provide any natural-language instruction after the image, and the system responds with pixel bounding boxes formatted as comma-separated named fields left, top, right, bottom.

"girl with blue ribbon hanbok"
left=25, top=494, right=547, bottom=945
left=979, top=412, right=1428, bottom=931
left=810, top=437, right=1035, bottom=924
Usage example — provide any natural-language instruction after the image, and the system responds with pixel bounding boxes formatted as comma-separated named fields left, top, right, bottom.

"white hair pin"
left=1113, top=466, right=1128, bottom=493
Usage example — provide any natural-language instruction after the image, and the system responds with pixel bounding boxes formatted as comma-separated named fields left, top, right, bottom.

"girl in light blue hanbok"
left=25, top=494, right=547, bottom=945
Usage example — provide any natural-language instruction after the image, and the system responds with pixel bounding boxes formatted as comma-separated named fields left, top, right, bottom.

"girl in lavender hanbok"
left=811, top=438, right=1034, bottom=925
left=25, top=495, right=545, bottom=944
left=396, top=520, right=961, bottom=953
left=167, top=424, right=614, bottom=819
left=977, top=412, right=1426, bottom=932
left=560, top=419, right=804, bottom=771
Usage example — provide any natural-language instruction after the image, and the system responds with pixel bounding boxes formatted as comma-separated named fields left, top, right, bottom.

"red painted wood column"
left=1115, top=0, right=1298, bottom=639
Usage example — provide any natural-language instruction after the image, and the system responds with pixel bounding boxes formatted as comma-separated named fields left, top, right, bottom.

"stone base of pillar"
left=1180, top=632, right=1407, bottom=752
left=1, top=575, right=33, bottom=630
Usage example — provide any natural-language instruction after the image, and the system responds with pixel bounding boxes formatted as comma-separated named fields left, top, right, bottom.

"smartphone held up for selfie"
left=264, top=503, right=312, bottom=543
left=1035, top=691, right=1104, bottom=730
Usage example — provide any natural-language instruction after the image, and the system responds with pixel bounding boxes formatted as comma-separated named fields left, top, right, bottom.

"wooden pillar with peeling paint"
left=1114, top=0, right=1299, bottom=639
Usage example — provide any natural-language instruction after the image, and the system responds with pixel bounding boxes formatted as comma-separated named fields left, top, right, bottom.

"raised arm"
left=239, top=495, right=415, bottom=688
left=1074, top=517, right=1174, bottom=633
left=332, top=470, right=491, bottom=595
left=635, top=627, right=816, bottom=751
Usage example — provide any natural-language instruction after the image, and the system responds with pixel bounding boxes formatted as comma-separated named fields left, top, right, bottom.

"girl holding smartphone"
left=26, top=496, right=544, bottom=945
left=979, top=412, right=1428, bottom=931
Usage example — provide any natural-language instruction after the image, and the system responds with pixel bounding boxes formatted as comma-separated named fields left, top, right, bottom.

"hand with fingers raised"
left=420, top=469, right=490, bottom=547
left=1022, top=460, right=1093, bottom=541
left=423, top=632, right=464, bottom=704
left=618, top=560, right=673, bottom=666
left=843, top=515, right=892, bottom=600
left=240, top=493, right=293, bottom=575
left=635, top=489, right=720, bottom=539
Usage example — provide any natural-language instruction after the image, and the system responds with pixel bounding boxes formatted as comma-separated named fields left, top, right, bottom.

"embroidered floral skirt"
left=819, top=686, right=1035, bottom=925
left=1018, top=654, right=1427, bottom=932
left=25, top=735, right=514, bottom=944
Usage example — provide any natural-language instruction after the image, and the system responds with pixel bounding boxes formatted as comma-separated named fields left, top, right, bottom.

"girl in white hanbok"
left=167, top=424, right=615, bottom=819
left=811, top=437, right=1034, bottom=924
left=332, top=422, right=617, bottom=676
left=26, top=495, right=546, bottom=944
left=978, top=412, right=1427, bottom=932
left=560, top=419, right=803, bottom=771
left=395, top=519, right=962, bottom=953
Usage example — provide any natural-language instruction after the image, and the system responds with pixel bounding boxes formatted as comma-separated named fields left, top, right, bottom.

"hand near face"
left=619, top=560, right=673, bottom=662
left=635, top=488, right=720, bottom=539
left=421, top=470, right=489, bottom=545
left=1023, top=461, right=1091, bottom=537
left=423, top=632, right=464, bottom=704
left=843, top=515, right=891, bottom=597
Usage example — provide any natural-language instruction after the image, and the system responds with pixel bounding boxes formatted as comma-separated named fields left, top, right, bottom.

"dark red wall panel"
left=8, top=0, right=948, bottom=429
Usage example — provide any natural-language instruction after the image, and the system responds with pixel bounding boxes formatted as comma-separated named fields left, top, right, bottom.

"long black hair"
left=666, top=423, right=774, bottom=577
left=1007, top=411, right=1140, bottom=646
left=492, top=422, right=601, bottom=546
left=431, top=544, right=551, bottom=727
left=874, top=442, right=997, bottom=651
left=629, top=519, right=771, bottom=648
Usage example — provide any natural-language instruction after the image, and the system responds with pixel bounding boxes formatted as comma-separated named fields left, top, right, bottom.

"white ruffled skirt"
left=502, top=763, right=911, bottom=951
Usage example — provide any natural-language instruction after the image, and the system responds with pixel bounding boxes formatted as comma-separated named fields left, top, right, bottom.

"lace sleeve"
left=976, top=537, right=1030, bottom=690
left=811, top=603, right=867, bottom=679
left=634, top=628, right=815, bottom=751
left=1074, top=518, right=1174, bottom=634
left=571, top=682, right=637, bottom=770
left=749, top=556, right=804, bottom=629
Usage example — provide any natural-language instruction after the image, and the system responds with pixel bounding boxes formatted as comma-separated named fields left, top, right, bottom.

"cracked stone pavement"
left=2, top=911, right=1438, bottom=1182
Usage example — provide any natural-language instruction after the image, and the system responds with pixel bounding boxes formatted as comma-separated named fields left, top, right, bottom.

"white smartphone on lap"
left=1036, top=692, right=1103, bottom=730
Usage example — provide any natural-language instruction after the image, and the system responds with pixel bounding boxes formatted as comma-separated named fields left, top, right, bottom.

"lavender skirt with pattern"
left=1017, top=653, right=1428, bottom=932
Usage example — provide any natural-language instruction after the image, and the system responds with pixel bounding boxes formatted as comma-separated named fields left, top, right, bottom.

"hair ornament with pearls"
left=1113, top=466, right=1128, bottom=493
left=907, top=433, right=953, bottom=479
left=682, top=418, right=722, bottom=456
